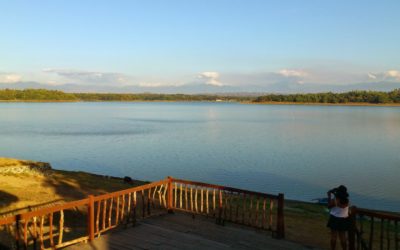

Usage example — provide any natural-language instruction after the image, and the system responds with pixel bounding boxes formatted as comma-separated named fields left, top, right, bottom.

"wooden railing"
left=0, top=177, right=285, bottom=249
left=349, top=206, right=400, bottom=250
left=0, top=179, right=169, bottom=249
left=169, top=177, right=285, bottom=238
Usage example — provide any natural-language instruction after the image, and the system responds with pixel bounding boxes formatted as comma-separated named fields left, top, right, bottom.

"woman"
left=327, top=185, right=350, bottom=250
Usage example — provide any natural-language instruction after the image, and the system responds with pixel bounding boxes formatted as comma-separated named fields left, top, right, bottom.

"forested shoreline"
left=255, top=89, right=400, bottom=104
left=0, top=88, right=399, bottom=104
left=0, top=89, right=252, bottom=102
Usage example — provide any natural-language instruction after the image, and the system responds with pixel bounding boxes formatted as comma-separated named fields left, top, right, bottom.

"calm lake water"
left=1, top=102, right=399, bottom=211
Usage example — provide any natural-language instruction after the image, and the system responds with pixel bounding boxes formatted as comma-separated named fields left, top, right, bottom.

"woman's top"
left=329, top=198, right=349, bottom=218
left=330, top=206, right=349, bottom=218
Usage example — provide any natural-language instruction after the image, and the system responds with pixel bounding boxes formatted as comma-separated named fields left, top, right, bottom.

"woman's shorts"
left=327, top=215, right=350, bottom=231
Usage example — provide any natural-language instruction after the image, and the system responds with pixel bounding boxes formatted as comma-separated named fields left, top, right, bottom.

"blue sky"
left=1, top=0, right=400, bottom=91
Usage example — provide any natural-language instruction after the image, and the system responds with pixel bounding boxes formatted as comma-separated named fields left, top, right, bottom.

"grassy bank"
left=284, top=200, right=331, bottom=249
left=0, top=157, right=332, bottom=248
left=0, top=158, right=146, bottom=215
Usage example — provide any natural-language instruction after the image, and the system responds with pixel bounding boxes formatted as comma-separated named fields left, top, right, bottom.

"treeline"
left=0, top=89, right=78, bottom=101
left=1, top=88, right=400, bottom=104
left=75, top=93, right=231, bottom=101
left=74, top=93, right=252, bottom=101
left=0, top=89, right=249, bottom=102
left=254, top=90, right=400, bottom=104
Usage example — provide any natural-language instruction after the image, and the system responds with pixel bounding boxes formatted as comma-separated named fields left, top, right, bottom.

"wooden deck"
left=66, top=212, right=319, bottom=250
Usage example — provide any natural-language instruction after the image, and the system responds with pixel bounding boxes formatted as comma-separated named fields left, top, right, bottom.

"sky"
left=1, top=0, right=400, bottom=92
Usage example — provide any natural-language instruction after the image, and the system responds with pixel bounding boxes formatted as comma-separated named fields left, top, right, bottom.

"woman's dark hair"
left=333, top=185, right=349, bottom=204
left=337, top=185, right=347, bottom=194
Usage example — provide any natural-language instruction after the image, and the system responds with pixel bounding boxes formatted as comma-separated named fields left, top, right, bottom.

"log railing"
left=349, top=206, right=400, bottom=250
left=0, top=198, right=91, bottom=250
left=92, top=180, right=169, bottom=239
left=0, top=177, right=285, bottom=249
left=0, top=179, right=169, bottom=249
left=169, top=177, right=285, bottom=238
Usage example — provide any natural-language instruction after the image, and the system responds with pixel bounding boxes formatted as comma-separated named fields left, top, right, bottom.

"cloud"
left=277, top=69, right=309, bottom=84
left=367, top=70, right=400, bottom=81
left=43, top=69, right=128, bottom=85
left=385, top=70, right=400, bottom=80
left=138, top=82, right=182, bottom=88
left=0, top=73, right=22, bottom=83
left=217, top=69, right=311, bottom=87
left=138, top=82, right=164, bottom=88
left=196, top=71, right=223, bottom=86
left=367, top=73, right=377, bottom=80
left=278, top=69, right=309, bottom=78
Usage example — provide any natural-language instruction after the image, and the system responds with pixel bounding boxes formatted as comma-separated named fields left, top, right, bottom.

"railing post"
left=276, top=193, right=285, bottom=239
left=348, top=206, right=357, bottom=250
left=88, top=195, right=95, bottom=241
left=15, top=214, right=21, bottom=250
left=167, top=176, right=174, bottom=213
left=217, top=190, right=224, bottom=225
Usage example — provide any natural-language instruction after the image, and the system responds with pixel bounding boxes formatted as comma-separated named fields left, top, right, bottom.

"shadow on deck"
left=66, top=212, right=319, bottom=250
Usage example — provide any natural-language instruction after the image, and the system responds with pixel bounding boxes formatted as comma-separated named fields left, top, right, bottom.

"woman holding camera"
left=327, top=185, right=350, bottom=250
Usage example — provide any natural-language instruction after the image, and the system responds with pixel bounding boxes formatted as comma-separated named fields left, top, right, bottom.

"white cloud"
left=197, top=71, right=223, bottom=86
left=385, top=70, right=400, bottom=80
left=367, top=73, right=377, bottom=80
left=367, top=70, right=400, bottom=81
left=273, top=69, right=309, bottom=84
left=138, top=82, right=164, bottom=88
left=43, top=69, right=128, bottom=85
left=138, top=82, right=183, bottom=88
left=0, top=73, right=22, bottom=83
left=278, top=69, right=309, bottom=78
left=217, top=69, right=311, bottom=87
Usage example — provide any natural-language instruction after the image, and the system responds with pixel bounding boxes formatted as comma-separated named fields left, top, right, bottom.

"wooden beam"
left=88, top=195, right=95, bottom=241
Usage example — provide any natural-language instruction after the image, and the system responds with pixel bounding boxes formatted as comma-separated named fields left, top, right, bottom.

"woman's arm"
left=327, top=191, right=335, bottom=208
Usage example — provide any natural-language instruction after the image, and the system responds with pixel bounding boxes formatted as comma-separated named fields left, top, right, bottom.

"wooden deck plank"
left=111, top=223, right=231, bottom=250
left=66, top=212, right=321, bottom=250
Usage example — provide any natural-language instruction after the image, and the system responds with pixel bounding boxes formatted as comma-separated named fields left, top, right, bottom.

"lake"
left=1, top=102, right=399, bottom=212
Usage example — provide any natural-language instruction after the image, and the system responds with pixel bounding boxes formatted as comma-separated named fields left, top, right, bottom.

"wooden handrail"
left=0, top=177, right=286, bottom=249
left=0, top=215, right=17, bottom=226
left=19, top=198, right=90, bottom=220
left=0, top=178, right=170, bottom=249
left=349, top=206, right=400, bottom=250
left=354, top=207, right=400, bottom=221
left=170, top=177, right=279, bottom=199
left=170, top=177, right=285, bottom=238
left=93, top=179, right=169, bottom=201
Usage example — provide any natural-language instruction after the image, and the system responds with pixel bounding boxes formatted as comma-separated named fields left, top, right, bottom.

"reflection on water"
left=0, top=102, right=399, bottom=212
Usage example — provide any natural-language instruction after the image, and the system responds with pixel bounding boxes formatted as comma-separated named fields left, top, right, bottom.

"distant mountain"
left=262, top=81, right=400, bottom=93
left=0, top=81, right=47, bottom=89
left=0, top=82, right=241, bottom=94
left=1, top=81, right=399, bottom=94
left=343, top=81, right=400, bottom=92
